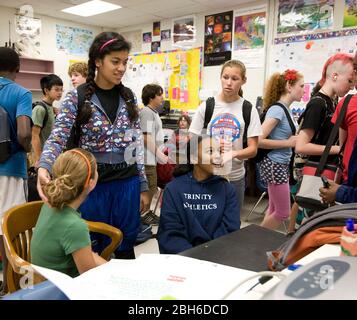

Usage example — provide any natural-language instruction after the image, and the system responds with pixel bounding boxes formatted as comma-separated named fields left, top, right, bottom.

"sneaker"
left=135, top=223, right=153, bottom=245
left=141, top=211, right=160, bottom=225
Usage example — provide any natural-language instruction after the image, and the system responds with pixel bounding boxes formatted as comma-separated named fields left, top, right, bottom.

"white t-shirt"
left=139, top=106, right=165, bottom=166
left=189, top=96, right=262, bottom=181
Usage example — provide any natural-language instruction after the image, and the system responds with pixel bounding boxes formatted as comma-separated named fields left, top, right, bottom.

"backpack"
left=32, top=101, right=49, bottom=129
left=253, top=102, right=296, bottom=164
left=65, top=83, right=136, bottom=150
left=267, top=203, right=357, bottom=271
left=0, top=104, right=11, bottom=163
left=203, top=97, right=252, bottom=148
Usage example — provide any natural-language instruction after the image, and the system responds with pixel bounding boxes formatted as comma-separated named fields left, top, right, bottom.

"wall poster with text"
left=204, top=11, right=233, bottom=66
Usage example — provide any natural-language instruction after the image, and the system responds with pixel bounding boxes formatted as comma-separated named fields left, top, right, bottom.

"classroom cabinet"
left=16, top=57, right=54, bottom=92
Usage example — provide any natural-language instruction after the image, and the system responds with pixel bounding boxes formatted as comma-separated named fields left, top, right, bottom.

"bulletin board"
left=269, top=29, right=357, bottom=112
left=123, top=47, right=202, bottom=111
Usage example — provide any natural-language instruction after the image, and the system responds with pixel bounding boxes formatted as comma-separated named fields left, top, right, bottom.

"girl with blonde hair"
left=31, top=148, right=107, bottom=277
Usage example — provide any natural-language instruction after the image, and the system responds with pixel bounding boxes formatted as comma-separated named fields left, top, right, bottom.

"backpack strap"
left=273, top=102, right=296, bottom=135
left=242, top=99, right=252, bottom=149
left=33, top=101, right=49, bottom=129
left=203, top=97, right=215, bottom=130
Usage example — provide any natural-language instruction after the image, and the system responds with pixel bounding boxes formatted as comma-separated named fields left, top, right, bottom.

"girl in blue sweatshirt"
left=157, top=135, right=241, bottom=254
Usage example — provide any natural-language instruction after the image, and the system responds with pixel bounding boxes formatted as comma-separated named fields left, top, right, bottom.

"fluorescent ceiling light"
left=62, top=0, right=121, bottom=17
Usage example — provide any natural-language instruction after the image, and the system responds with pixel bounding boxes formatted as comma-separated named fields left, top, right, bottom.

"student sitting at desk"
left=157, top=135, right=241, bottom=254
left=31, top=148, right=107, bottom=277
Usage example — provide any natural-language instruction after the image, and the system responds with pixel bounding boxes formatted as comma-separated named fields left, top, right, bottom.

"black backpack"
left=32, top=101, right=49, bottom=129
left=253, top=102, right=296, bottom=163
left=65, top=83, right=136, bottom=150
left=203, top=97, right=252, bottom=148
left=0, top=104, right=11, bottom=163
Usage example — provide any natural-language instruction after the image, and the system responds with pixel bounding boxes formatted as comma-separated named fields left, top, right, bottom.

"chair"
left=2, top=201, right=123, bottom=293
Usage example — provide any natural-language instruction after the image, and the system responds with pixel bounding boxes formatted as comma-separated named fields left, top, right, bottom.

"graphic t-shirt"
left=189, top=96, right=262, bottom=180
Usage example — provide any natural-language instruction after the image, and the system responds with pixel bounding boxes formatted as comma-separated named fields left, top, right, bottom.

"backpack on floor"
left=267, top=203, right=357, bottom=271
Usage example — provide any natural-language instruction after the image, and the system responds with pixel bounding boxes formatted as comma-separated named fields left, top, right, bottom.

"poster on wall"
left=232, top=11, right=266, bottom=68
left=56, top=25, right=93, bottom=56
left=15, top=15, right=41, bottom=58
left=343, top=0, right=357, bottom=27
left=153, top=21, right=161, bottom=37
left=277, top=0, right=334, bottom=36
left=143, top=32, right=152, bottom=43
left=123, top=47, right=202, bottom=111
left=172, top=15, right=195, bottom=47
left=161, top=29, right=171, bottom=41
left=204, top=11, right=233, bottom=66
left=151, top=41, right=161, bottom=52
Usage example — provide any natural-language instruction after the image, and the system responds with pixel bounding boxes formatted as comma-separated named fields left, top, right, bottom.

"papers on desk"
left=32, top=254, right=256, bottom=300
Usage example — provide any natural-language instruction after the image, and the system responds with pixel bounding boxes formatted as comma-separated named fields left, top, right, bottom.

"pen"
left=346, top=218, right=355, bottom=232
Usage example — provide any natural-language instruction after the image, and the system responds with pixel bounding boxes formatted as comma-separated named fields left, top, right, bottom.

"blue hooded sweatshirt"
left=157, top=172, right=241, bottom=254
left=336, top=136, right=357, bottom=203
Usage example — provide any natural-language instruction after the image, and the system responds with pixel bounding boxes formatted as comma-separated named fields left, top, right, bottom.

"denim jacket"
left=39, top=88, right=148, bottom=192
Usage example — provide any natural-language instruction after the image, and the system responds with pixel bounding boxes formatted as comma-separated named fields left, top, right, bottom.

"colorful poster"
left=234, top=12, right=265, bottom=50
left=277, top=0, right=334, bottom=35
left=56, top=25, right=93, bottom=56
left=344, top=0, right=357, bottom=27
left=204, top=11, right=233, bottom=66
left=151, top=41, right=161, bottom=53
left=153, top=21, right=161, bottom=37
left=161, top=29, right=171, bottom=41
left=172, top=16, right=195, bottom=46
left=143, top=32, right=152, bottom=43
left=15, top=15, right=41, bottom=57
left=123, top=48, right=202, bottom=111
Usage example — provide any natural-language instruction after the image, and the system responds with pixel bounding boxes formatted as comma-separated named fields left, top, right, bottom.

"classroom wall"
left=0, top=5, right=104, bottom=103
left=120, top=0, right=268, bottom=108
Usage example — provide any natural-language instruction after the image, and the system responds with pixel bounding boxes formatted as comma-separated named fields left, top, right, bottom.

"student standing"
left=37, top=32, right=149, bottom=259
left=157, top=135, right=240, bottom=254
left=139, top=83, right=167, bottom=225
left=0, top=47, right=32, bottom=295
left=258, top=70, right=304, bottom=230
left=68, top=62, right=88, bottom=88
left=31, top=149, right=107, bottom=277
left=31, top=74, right=63, bottom=167
left=189, top=60, right=262, bottom=213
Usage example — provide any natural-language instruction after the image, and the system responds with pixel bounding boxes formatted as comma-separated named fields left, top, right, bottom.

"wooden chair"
left=2, top=201, right=123, bottom=293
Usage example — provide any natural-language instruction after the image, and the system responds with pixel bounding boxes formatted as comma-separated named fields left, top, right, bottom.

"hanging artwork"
left=277, top=0, right=334, bottom=36
left=161, top=29, right=171, bottom=41
left=204, top=11, right=233, bottom=66
left=172, top=15, right=195, bottom=47
left=151, top=41, right=161, bottom=53
left=153, top=21, right=161, bottom=37
left=56, top=25, right=93, bottom=56
left=14, top=14, right=41, bottom=57
left=232, top=10, right=266, bottom=68
left=143, top=32, right=152, bottom=43
left=343, top=0, right=357, bottom=27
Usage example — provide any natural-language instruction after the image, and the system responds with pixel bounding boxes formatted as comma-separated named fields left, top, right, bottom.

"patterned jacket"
left=39, top=88, right=148, bottom=192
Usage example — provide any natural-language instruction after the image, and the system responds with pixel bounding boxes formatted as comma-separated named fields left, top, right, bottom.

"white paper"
left=32, top=254, right=256, bottom=300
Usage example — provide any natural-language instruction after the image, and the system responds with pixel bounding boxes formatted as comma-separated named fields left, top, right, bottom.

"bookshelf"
left=16, top=57, right=54, bottom=91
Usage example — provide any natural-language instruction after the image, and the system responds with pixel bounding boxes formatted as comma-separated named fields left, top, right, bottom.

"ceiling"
left=0, top=0, right=258, bottom=29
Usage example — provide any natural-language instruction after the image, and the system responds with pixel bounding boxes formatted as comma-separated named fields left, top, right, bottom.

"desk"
left=180, top=224, right=287, bottom=272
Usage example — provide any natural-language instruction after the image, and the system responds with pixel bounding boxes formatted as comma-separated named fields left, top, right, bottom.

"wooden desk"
left=180, top=224, right=287, bottom=272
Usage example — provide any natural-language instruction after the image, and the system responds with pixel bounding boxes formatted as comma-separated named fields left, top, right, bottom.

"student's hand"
left=37, top=168, right=51, bottom=203
left=330, top=145, right=341, bottom=155
left=140, top=191, right=150, bottom=214
left=319, top=180, right=339, bottom=204
left=287, top=135, right=298, bottom=147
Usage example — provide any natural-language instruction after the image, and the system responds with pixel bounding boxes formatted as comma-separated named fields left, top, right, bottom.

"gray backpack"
left=267, top=204, right=357, bottom=271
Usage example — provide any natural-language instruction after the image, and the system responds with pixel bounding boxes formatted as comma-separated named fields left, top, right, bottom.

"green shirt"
left=31, top=204, right=91, bottom=277
left=31, top=102, right=55, bottom=147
